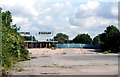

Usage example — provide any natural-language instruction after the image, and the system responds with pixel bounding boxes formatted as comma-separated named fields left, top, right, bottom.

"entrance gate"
left=20, top=31, right=55, bottom=48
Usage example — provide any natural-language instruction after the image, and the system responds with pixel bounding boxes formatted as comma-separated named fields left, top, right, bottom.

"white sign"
left=19, top=32, right=31, bottom=36
left=38, top=32, right=53, bottom=37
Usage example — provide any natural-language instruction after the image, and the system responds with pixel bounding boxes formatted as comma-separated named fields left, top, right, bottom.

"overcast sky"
left=0, top=0, right=119, bottom=41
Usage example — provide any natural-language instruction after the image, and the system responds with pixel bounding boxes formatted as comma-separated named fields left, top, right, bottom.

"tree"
left=0, top=8, right=2, bottom=52
left=54, top=33, right=69, bottom=43
left=2, top=10, right=29, bottom=71
left=23, top=36, right=37, bottom=41
left=46, top=39, right=49, bottom=41
left=93, top=36, right=100, bottom=45
left=99, top=25, right=120, bottom=52
left=73, top=34, right=92, bottom=44
left=69, top=40, right=74, bottom=43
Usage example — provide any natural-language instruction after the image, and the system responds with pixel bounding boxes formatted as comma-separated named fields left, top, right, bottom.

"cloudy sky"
left=0, top=0, right=119, bottom=41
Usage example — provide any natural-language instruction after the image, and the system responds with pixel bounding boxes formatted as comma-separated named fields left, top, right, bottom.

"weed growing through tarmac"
left=17, top=67, right=25, bottom=72
left=56, top=66, right=67, bottom=68
left=41, top=72, right=60, bottom=74
left=114, top=64, right=118, bottom=66
left=53, top=63, right=58, bottom=66
left=42, top=64, right=72, bottom=68
left=56, top=65, right=72, bottom=68
left=56, top=52, right=67, bottom=55
left=42, top=65, right=53, bottom=67
left=105, top=64, right=109, bottom=66
left=103, top=51, right=109, bottom=54
left=14, top=64, right=25, bottom=72
left=62, top=52, right=67, bottom=55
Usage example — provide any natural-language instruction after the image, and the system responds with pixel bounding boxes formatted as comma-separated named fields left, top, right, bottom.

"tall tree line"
left=53, top=33, right=92, bottom=44
left=93, top=25, right=120, bottom=53
left=53, top=25, right=120, bottom=53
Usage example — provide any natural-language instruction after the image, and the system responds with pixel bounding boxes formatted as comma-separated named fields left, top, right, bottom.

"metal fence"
left=56, top=44, right=100, bottom=49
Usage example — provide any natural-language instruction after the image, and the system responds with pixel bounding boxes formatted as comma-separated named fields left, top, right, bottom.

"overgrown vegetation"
left=51, top=47, right=56, bottom=50
left=1, top=9, right=29, bottom=73
left=42, top=64, right=72, bottom=68
left=54, top=33, right=69, bottom=43
left=51, top=33, right=93, bottom=44
left=73, top=34, right=92, bottom=44
left=62, top=52, right=67, bottom=55
left=103, top=51, right=109, bottom=54
left=52, top=25, right=120, bottom=53
left=93, top=25, right=120, bottom=53
left=42, top=65, right=53, bottom=67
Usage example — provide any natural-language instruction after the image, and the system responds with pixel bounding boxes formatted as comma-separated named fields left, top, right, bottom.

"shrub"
left=62, top=52, right=67, bottom=55
left=103, top=51, right=109, bottom=54
left=51, top=47, right=56, bottom=50
left=29, top=44, right=34, bottom=48
left=2, top=10, right=29, bottom=72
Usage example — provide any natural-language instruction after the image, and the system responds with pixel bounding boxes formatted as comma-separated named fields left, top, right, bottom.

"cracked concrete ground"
left=11, top=48, right=118, bottom=75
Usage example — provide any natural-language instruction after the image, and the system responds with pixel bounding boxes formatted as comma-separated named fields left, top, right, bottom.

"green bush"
left=99, top=25, right=120, bottom=53
left=62, top=52, right=67, bottom=55
left=103, top=51, right=109, bottom=54
left=2, top=10, right=29, bottom=71
left=51, top=47, right=56, bottom=50
left=29, top=44, right=34, bottom=48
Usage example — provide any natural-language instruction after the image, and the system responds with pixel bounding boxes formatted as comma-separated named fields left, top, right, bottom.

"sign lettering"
left=20, top=32, right=30, bottom=35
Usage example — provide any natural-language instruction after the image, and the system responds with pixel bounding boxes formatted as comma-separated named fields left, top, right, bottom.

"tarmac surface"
left=11, top=48, right=119, bottom=75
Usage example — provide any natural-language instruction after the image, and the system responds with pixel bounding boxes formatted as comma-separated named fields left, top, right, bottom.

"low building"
left=24, top=41, right=58, bottom=48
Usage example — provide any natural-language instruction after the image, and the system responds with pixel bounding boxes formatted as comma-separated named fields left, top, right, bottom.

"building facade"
left=24, top=41, right=58, bottom=48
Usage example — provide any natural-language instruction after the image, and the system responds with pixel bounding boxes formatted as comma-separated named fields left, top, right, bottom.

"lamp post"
left=52, top=31, right=54, bottom=46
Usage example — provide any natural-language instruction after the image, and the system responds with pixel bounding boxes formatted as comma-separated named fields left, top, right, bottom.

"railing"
left=56, top=44, right=100, bottom=49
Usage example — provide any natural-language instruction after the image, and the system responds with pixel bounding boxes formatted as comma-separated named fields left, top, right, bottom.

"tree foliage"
left=73, top=34, right=92, bottom=44
left=54, top=33, right=69, bottom=43
left=2, top=10, right=29, bottom=71
left=0, top=8, right=2, bottom=52
left=23, top=36, right=37, bottom=41
left=96, top=25, right=120, bottom=52
left=93, top=36, right=100, bottom=45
